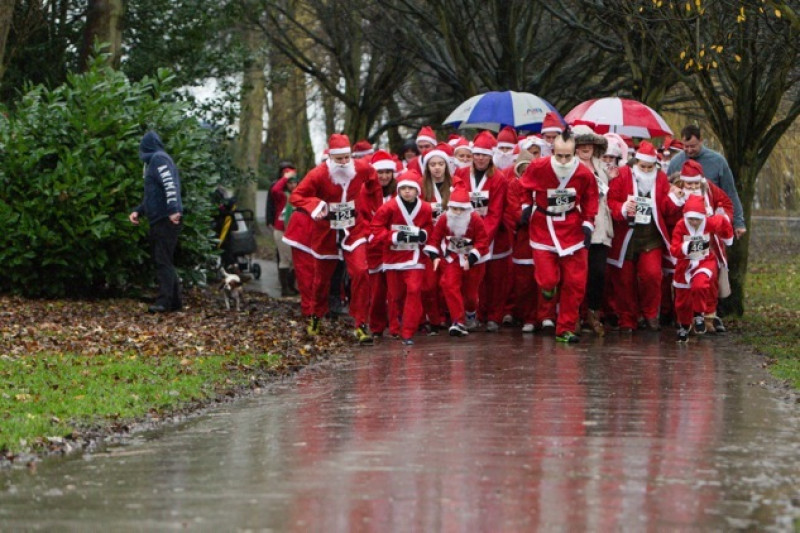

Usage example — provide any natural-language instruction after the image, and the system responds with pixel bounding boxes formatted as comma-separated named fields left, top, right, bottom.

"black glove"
left=519, top=206, right=532, bottom=228
left=467, top=253, right=478, bottom=267
left=582, top=225, right=592, bottom=248
left=418, top=229, right=427, bottom=244
left=426, top=251, right=439, bottom=261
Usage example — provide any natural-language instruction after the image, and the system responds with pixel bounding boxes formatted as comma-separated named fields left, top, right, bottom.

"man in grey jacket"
left=667, top=125, right=747, bottom=239
left=129, top=131, right=184, bottom=313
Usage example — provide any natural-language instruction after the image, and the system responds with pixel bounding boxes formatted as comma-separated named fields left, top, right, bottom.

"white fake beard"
left=446, top=209, right=470, bottom=237
left=685, top=187, right=703, bottom=197
left=550, top=156, right=578, bottom=180
left=493, top=151, right=515, bottom=170
left=633, top=166, right=657, bottom=196
left=603, top=162, right=617, bottom=175
left=327, top=159, right=356, bottom=186
left=454, top=159, right=472, bottom=169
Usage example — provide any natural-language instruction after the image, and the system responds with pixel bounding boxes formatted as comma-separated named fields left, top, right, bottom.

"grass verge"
left=734, top=255, right=800, bottom=388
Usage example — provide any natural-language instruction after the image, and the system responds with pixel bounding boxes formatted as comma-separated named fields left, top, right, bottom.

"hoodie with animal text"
left=135, top=131, right=183, bottom=223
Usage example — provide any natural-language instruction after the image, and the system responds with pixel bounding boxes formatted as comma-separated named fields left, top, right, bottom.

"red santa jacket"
left=288, top=159, right=373, bottom=259
left=606, top=166, right=681, bottom=267
left=269, top=176, right=291, bottom=232
left=358, top=175, right=396, bottom=272
left=425, top=211, right=490, bottom=266
left=370, top=196, right=433, bottom=271
left=670, top=213, right=733, bottom=289
left=504, top=177, right=534, bottom=264
left=519, top=157, right=599, bottom=257
left=668, top=182, right=735, bottom=267
left=281, top=209, right=315, bottom=254
left=453, top=165, right=511, bottom=258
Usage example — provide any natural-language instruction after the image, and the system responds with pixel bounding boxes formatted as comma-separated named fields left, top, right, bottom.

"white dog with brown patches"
left=219, top=266, right=250, bottom=311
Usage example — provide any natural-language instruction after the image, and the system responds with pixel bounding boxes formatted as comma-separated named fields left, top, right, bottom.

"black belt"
left=537, top=208, right=575, bottom=217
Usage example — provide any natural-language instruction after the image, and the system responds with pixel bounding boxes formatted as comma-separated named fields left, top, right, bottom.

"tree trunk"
left=719, top=164, right=757, bottom=317
left=234, top=24, right=266, bottom=234
left=266, top=48, right=314, bottom=174
left=0, top=0, right=14, bottom=83
left=80, top=0, right=124, bottom=69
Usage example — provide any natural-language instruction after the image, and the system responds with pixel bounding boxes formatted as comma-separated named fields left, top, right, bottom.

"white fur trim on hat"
left=422, top=149, right=449, bottom=169
left=680, top=174, right=704, bottom=183
left=448, top=201, right=472, bottom=210
left=635, top=152, right=657, bottom=163
left=685, top=210, right=706, bottom=219
left=328, top=147, right=351, bottom=155
left=353, top=149, right=374, bottom=158
left=373, top=160, right=396, bottom=172
left=471, top=146, right=494, bottom=156
left=416, top=135, right=436, bottom=146
left=497, top=142, right=515, bottom=149
left=396, top=178, right=421, bottom=192
left=540, top=126, right=563, bottom=134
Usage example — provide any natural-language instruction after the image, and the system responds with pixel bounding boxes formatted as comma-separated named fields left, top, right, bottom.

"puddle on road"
left=1, top=334, right=798, bottom=531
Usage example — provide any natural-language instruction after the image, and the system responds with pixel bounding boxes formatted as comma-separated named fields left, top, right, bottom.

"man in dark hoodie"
left=129, top=131, right=184, bottom=313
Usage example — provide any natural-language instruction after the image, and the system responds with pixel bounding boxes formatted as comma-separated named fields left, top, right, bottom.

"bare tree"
left=0, top=0, right=15, bottom=83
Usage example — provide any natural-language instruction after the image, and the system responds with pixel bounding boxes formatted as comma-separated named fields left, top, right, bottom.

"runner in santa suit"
left=452, top=137, right=473, bottom=170
left=370, top=171, right=434, bottom=345
left=493, top=126, right=518, bottom=172
left=519, top=131, right=599, bottom=343
left=406, top=125, right=437, bottom=175
left=668, top=159, right=735, bottom=333
left=420, top=142, right=456, bottom=333
left=540, top=112, right=565, bottom=152
left=670, top=194, right=733, bottom=342
left=424, top=186, right=490, bottom=337
left=453, top=130, right=511, bottom=332
left=606, top=141, right=683, bottom=333
left=282, top=209, right=316, bottom=318
left=358, top=150, right=397, bottom=338
left=287, top=133, right=373, bottom=344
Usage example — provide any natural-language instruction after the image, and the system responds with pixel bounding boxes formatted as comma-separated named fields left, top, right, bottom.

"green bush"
left=0, top=57, right=235, bottom=297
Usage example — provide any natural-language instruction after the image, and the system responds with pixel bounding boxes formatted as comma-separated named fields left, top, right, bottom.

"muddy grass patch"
left=0, top=288, right=352, bottom=466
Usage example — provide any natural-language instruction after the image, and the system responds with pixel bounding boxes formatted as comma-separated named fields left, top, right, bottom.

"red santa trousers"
left=512, top=263, right=539, bottom=325
left=440, top=261, right=486, bottom=324
left=311, top=246, right=370, bottom=325
left=479, top=256, right=511, bottom=323
left=422, top=260, right=445, bottom=326
left=387, top=269, right=425, bottom=340
left=291, top=247, right=315, bottom=317
left=533, top=248, right=588, bottom=336
left=674, top=269, right=715, bottom=326
left=610, top=247, right=663, bottom=329
left=369, top=271, right=389, bottom=335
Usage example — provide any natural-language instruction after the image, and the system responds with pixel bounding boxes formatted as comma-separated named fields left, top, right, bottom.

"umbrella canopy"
left=564, top=97, right=673, bottom=138
left=443, top=91, right=561, bottom=132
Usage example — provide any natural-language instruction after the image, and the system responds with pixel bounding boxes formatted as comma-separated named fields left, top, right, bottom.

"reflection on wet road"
left=2, top=334, right=799, bottom=530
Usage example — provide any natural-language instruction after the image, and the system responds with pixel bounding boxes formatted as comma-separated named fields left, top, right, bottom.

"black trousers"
left=150, top=219, right=182, bottom=309
left=585, top=243, right=609, bottom=311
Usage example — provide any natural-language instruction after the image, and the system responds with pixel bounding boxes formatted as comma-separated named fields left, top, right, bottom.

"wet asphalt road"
left=1, top=332, right=798, bottom=531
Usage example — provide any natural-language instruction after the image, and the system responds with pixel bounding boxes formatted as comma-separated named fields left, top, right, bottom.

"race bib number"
left=546, top=188, right=577, bottom=214
left=629, top=195, right=653, bottom=225
left=431, top=202, right=443, bottom=221
left=470, top=191, right=490, bottom=216
left=391, top=224, right=420, bottom=251
left=446, top=236, right=473, bottom=255
left=329, top=201, right=355, bottom=229
left=685, top=234, right=710, bottom=260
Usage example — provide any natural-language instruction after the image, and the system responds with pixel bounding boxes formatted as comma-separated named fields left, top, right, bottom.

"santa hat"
left=514, top=148, right=534, bottom=178
left=328, top=133, right=351, bottom=155
left=683, top=194, right=707, bottom=219
left=669, top=139, right=684, bottom=152
left=452, top=137, right=472, bottom=155
left=447, top=134, right=462, bottom=147
left=471, top=130, right=497, bottom=156
left=572, top=124, right=606, bottom=149
left=352, top=139, right=374, bottom=158
left=635, top=141, right=658, bottom=163
left=603, top=133, right=628, bottom=160
left=523, top=136, right=550, bottom=155
left=370, top=149, right=396, bottom=172
left=422, top=142, right=454, bottom=170
left=448, top=186, right=472, bottom=210
left=416, top=126, right=437, bottom=147
left=320, top=148, right=330, bottom=162
left=497, top=126, right=518, bottom=149
left=396, top=169, right=422, bottom=193
left=680, top=160, right=705, bottom=183
left=540, top=112, right=564, bottom=134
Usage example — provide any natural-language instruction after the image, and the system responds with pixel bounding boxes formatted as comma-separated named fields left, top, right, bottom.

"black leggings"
left=585, top=244, right=609, bottom=311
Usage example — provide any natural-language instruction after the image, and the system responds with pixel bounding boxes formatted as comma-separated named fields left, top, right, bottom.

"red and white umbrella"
left=564, top=97, right=673, bottom=138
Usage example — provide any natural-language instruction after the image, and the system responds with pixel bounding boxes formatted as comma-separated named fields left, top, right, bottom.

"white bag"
left=718, top=266, right=731, bottom=298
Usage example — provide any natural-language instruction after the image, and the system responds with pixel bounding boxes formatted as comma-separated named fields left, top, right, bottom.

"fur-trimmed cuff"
left=669, top=192, right=685, bottom=206
left=470, top=249, right=481, bottom=262
left=722, top=236, right=733, bottom=246
left=423, top=244, right=438, bottom=255
left=582, top=221, right=595, bottom=232
left=391, top=232, right=400, bottom=245
left=681, top=241, right=689, bottom=256
left=311, top=201, right=328, bottom=219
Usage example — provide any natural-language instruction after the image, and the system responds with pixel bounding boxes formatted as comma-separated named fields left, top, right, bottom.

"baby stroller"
left=212, top=186, right=262, bottom=279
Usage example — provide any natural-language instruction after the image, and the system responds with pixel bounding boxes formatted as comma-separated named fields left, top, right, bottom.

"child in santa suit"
left=519, top=131, right=599, bottom=343
left=453, top=130, right=511, bottom=332
left=668, top=159, right=735, bottom=333
left=670, top=194, right=733, bottom=341
left=288, top=133, right=373, bottom=344
left=424, top=187, right=490, bottom=337
left=370, top=171, right=434, bottom=345
left=606, top=141, right=682, bottom=332
left=406, top=125, right=437, bottom=175
left=358, top=150, right=398, bottom=338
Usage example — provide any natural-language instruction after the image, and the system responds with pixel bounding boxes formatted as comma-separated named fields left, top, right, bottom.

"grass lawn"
left=0, top=289, right=348, bottom=459
left=735, top=254, right=800, bottom=388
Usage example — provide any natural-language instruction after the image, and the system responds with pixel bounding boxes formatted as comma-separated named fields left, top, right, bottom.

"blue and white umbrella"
left=442, top=90, right=561, bottom=132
